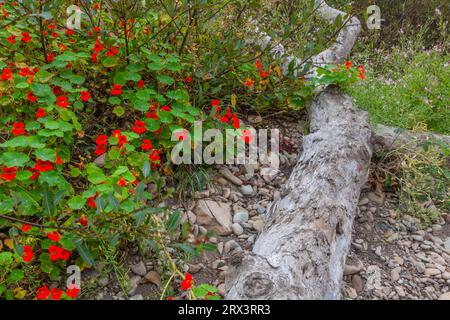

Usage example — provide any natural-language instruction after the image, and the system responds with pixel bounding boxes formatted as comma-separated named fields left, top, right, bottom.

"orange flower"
left=243, top=78, right=255, bottom=87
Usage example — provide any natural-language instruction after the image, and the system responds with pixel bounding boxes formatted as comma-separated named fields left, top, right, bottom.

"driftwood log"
left=226, top=87, right=373, bottom=299
left=226, top=1, right=369, bottom=299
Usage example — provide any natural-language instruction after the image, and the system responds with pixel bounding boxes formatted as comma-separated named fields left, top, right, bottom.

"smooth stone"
left=233, top=209, right=249, bottom=224
left=240, top=185, right=254, bottom=196
left=231, top=223, right=244, bottom=236
left=131, top=261, right=147, bottom=276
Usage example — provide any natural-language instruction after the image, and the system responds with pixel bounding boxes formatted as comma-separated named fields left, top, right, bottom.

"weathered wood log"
left=225, top=86, right=373, bottom=299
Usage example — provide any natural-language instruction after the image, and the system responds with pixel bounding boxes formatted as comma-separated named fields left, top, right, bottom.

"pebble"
left=253, top=220, right=264, bottom=232
left=131, top=261, right=147, bottom=276
left=424, top=268, right=441, bottom=276
left=231, top=223, right=244, bottom=236
left=233, top=209, right=249, bottom=224
left=240, top=185, right=254, bottom=197
left=391, top=267, right=401, bottom=282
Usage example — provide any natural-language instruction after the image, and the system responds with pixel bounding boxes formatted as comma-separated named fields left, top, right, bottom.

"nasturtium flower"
left=146, top=112, right=158, bottom=120
left=94, top=144, right=106, bottom=156
left=56, top=95, right=69, bottom=108
left=181, top=273, right=193, bottom=290
left=12, top=122, right=26, bottom=136
left=22, top=246, right=34, bottom=262
left=117, top=178, right=127, bottom=187
left=21, top=32, right=31, bottom=43
left=1, top=67, right=12, bottom=81
left=80, top=214, right=88, bottom=226
left=0, top=167, right=16, bottom=181
left=243, top=78, right=255, bottom=87
left=37, top=286, right=50, bottom=300
left=141, top=139, right=153, bottom=151
left=7, top=35, right=16, bottom=44
left=106, top=46, right=118, bottom=57
left=132, top=120, right=146, bottom=134
left=47, top=231, right=61, bottom=242
left=26, top=91, right=38, bottom=102
left=137, top=80, right=145, bottom=88
left=36, top=108, right=46, bottom=118
left=66, top=285, right=80, bottom=299
left=184, top=76, right=192, bottom=83
left=111, top=84, right=122, bottom=95
left=345, top=60, right=352, bottom=70
left=50, top=288, right=63, bottom=300
left=149, top=149, right=161, bottom=163
left=95, top=134, right=108, bottom=146
left=21, top=224, right=31, bottom=232
left=87, top=194, right=97, bottom=208
left=34, top=160, right=54, bottom=172
left=47, top=53, right=55, bottom=62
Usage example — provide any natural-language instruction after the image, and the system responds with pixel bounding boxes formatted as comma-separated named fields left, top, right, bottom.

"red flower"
left=211, top=99, right=220, bottom=107
left=87, top=194, right=97, bottom=208
left=36, top=108, right=46, bottom=118
left=47, top=53, right=54, bottom=62
left=21, top=224, right=31, bottom=232
left=117, top=178, right=127, bottom=187
left=19, top=67, right=33, bottom=77
left=149, top=149, right=160, bottom=163
left=66, top=286, right=80, bottom=299
left=91, top=52, right=98, bottom=63
left=94, top=144, right=106, bottom=156
left=181, top=273, right=193, bottom=290
left=37, top=286, right=50, bottom=300
left=141, top=139, right=153, bottom=151
left=118, top=135, right=127, bottom=147
left=244, top=78, right=255, bottom=87
left=21, top=32, right=31, bottom=43
left=66, top=28, right=75, bottom=36
left=34, top=160, right=54, bottom=172
left=231, top=115, right=240, bottom=129
left=80, top=214, right=88, bottom=226
left=26, top=91, right=38, bottom=102
left=132, top=120, right=146, bottom=134
left=146, top=112, right=158, bottom=120
left=219, top=115, right=229, bottom=123
left=111, top=84, right=122, bottom=95
left=1, top=67, right=12, bottom=81
left=1, top=167, right=17, bottom=181
left=7, top=35, right=16, bottom=44
left=161, top=105, right=171, bottom=112
left=47, top=231, right=60, bottom=242
left=55, top=154, right=63, bottom=165
left=184, top=76, right=192, bottom=83
left=111, top=129, right=122, bottom=138
left=52, top=86, right=62, bottom=95
left=137, top=80, right=145, bottom=88
left=11, top=122, right=26, bottom=136
left=93, top=3, right=100, bottom=10
left=345, top=61, right=352, bottom=70
left=23, top=246, right=34, bottom=263
left=106, top=46, right=118, bottom=57
left=56, top=95, right=69, bottom=108
left=96, top=134, right=108, bottom=146
left=28, top=168, right=40, bottom=180
left=50, top=288, right=63, bottom=300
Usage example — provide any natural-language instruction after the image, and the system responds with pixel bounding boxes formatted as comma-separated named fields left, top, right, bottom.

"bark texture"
left=225, top=86, right=373, bottom=299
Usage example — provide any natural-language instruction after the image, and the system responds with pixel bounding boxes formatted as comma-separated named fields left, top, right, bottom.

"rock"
left=194, top=200, right=232, bottom=235
left=187, top=211, right=196, bottom=225
left=130, top=294, right=144, bottom=300
left=424, top=268, right=441, bottom=276
left=128, top=276, right=141, bottom=295
left=219, top=167, right=243, bottom=186
left=391, top=267, right=401, bottom=282
left=365, top=265, right=382, bottom=290
left=395, top=286, right=406, bottom=298
left=240, top=185, right=254, bottom=197
left=131, top=261, right=147, bottom=276
left=188, top=263, right=204, bottom=274
left=217, top=283, right=226, bottom=297
left=144, top=271, right=161, bottom=287
left=393, top=256, right=404, bottom=266
left=252, top=220, right=264, bottom=233
left=254, top=204, right=266, bottom=215
left=431, top=224, right=442, bottom=233
left=346, top=287, right=358, bottom=299
left=217, top=242, right=224, bottom=255
left=233, top=209, right=249, bottom=224
left=231, top=223, right=244, bottom=236
left=352, top=275, right=364, bottom=292
left=412, top=260, right=426, bottom=273
left=224, top=240, right=240, bottom=254
left=444, top=238, right=450, bottom=251
left=358, top=197, right=369, bottom=206
left=248, top=115, right=262, bottom=124
left=439, top=292, right=450, bottom=300
left=411, top=235, right=423, bottom=242
left=367, top=192, right=384, bottom=205
left=344, top=262, right=364, bottom=276
left=442, top=272, right=450, bottom=280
